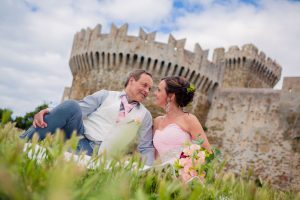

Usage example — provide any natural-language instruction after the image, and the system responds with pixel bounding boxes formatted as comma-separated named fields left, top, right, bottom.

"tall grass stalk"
left=0, top=123, right=299, bottom=200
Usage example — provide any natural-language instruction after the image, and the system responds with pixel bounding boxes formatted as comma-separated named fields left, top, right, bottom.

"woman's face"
left=154, top=80, right=168, bottom=108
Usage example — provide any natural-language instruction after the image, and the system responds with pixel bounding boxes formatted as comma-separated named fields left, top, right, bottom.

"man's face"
left=126, top=74, right=153, bottom=102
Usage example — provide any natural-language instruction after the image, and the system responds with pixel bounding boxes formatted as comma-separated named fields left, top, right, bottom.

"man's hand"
left=33, top=108, right=49, bottom=128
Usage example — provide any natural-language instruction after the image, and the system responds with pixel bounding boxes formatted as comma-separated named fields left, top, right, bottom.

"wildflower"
left=133, top=118, right=141, bottom=125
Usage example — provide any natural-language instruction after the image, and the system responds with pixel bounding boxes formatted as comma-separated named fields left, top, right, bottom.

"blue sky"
left=0, top=0, right=300, bottom=116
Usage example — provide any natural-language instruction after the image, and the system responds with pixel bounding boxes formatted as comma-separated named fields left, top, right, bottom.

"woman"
left=153, top=76, right=211, bottom=163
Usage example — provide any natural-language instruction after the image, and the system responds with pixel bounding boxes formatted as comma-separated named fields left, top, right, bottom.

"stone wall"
left=206, top=80, right=300, bottom=190
left=69, top=67, right=132, bottom=100
left=282, top=77, right=300, bottom=92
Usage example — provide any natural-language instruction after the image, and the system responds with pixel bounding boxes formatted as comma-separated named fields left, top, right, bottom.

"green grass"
left=0, top=123, right=299, bottom=200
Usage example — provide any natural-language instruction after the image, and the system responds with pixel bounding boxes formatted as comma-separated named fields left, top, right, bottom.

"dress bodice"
left=153, top=123, right=191, bottom=163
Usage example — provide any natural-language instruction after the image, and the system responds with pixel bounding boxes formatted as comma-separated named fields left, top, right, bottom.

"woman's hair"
left=162, top=76, right=195, bottom=107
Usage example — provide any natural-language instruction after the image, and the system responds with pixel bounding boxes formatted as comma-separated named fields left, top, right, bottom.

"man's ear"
left=128, top=77, right=135, bottom=85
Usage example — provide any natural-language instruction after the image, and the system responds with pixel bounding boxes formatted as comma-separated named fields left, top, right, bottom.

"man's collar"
left=120, top=90, right=140, bottom=107
left=120, top=90, right=126, bottom=97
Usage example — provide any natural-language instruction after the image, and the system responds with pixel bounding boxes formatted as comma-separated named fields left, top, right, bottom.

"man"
left=20, top=69, right=155, bottom=165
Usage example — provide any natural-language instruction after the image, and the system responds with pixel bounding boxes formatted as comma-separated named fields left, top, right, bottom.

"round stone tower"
left=65, top=23, right=222, bottom=123
left=212, top=44, right=281, bottom=88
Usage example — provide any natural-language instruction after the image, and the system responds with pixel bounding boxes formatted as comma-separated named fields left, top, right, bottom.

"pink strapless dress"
left=153, top=123, right=191, bottom=163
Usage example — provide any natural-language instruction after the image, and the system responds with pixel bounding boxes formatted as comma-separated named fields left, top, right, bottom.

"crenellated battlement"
left=213, top=43, right=282, bottom=88
left=67, top=22, right=284, bottom=104
left=69, top=23, right=221, bottom=96
left=68, top=23, right=284, bottom=97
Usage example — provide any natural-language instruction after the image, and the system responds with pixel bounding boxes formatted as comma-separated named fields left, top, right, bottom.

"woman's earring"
left=165, top=99, right=170, bottom=113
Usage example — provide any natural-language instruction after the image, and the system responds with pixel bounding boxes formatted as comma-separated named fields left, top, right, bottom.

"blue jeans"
left=20, top=100, right=99, bottom=155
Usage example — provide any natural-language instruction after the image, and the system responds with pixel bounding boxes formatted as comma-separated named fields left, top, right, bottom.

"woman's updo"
left=162, top=76, right=195, bottom=107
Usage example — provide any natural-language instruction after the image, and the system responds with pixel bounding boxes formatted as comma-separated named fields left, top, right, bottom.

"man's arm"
left=78, top=90, right=109, bottom=117
left=32, top=90, right=109, bottom=128
left=137, top=111, right=155, bottom=166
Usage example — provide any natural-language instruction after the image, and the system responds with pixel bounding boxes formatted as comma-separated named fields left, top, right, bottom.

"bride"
left=153, top=76, right=212, bottom=164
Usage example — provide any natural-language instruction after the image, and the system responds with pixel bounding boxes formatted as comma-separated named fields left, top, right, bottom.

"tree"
left=14, top=104, right=48, bottom=130
left=0, top=108, right=13, bottom=125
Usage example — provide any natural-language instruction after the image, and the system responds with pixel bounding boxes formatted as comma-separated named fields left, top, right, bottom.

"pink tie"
left=116, top=95, right=136, bottom=123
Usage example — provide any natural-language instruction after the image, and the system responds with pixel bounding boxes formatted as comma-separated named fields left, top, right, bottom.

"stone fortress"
left=62, top=23, right=299, bottom=190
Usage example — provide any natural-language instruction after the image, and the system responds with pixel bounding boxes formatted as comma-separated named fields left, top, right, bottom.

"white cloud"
left=0, top=0, right=173, bottom=116
left=97, top=0, right=173, bottom=26
left=0, top=65, right=65, bottom=116
left=170, top=0, right=300, bottom=88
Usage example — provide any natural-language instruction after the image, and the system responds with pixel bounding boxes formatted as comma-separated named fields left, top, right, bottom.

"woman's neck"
left=165, top=103, right=184, bottom=119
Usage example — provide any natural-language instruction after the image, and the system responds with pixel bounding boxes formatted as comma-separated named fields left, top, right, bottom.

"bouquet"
left=173, top=138, right=218, bottom=183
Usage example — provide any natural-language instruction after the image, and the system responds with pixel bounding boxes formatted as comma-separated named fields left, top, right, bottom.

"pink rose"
left=179, top=158, right=186, bottom=166
left=178, top=169, right=184, bottom=175
left=183, top=165, right=191, bottom=173
left=190, top=144, right=201, bottom=151
left=197, top=151, right=206, bottom=164
left=179, top=157, right=192, bottom=166
left=181, top=172, right=192, bottom=182
left=183, top=147, right=193, bottom=157
left=189, top=169, right=198, bottom=177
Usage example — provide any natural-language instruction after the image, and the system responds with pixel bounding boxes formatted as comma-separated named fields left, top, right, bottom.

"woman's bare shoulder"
left=183, top=113, right=198, bottom=122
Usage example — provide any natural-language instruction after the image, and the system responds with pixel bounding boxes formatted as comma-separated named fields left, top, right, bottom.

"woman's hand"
left=33, top=108, right=49, bottom=128
left=187, top=114, right=212, bottom=153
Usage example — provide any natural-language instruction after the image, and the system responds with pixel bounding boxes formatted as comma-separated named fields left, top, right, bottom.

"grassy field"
left=0, top=123, right=299, bottom=200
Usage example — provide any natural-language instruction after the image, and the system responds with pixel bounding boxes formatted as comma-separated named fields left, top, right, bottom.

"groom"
left=20, top=69, right=155, bottom=165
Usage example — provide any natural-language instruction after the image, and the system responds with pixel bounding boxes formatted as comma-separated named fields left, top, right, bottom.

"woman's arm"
left=186, top=114, right=212, bottom=152
left=153, top=116, right=162, bottom=160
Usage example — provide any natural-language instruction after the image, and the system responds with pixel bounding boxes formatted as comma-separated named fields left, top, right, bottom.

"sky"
left=0, top=0, right=300, bottom=117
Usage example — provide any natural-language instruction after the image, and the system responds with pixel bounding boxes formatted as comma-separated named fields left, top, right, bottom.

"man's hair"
left=124, top=69, right=152, bottom=87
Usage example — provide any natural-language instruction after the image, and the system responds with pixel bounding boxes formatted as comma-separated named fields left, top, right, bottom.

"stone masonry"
left=63, top=23, right=299, bottom=190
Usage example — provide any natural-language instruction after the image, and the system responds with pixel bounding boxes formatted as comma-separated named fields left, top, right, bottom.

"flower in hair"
left=187, top=83, right=195, bottom=93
